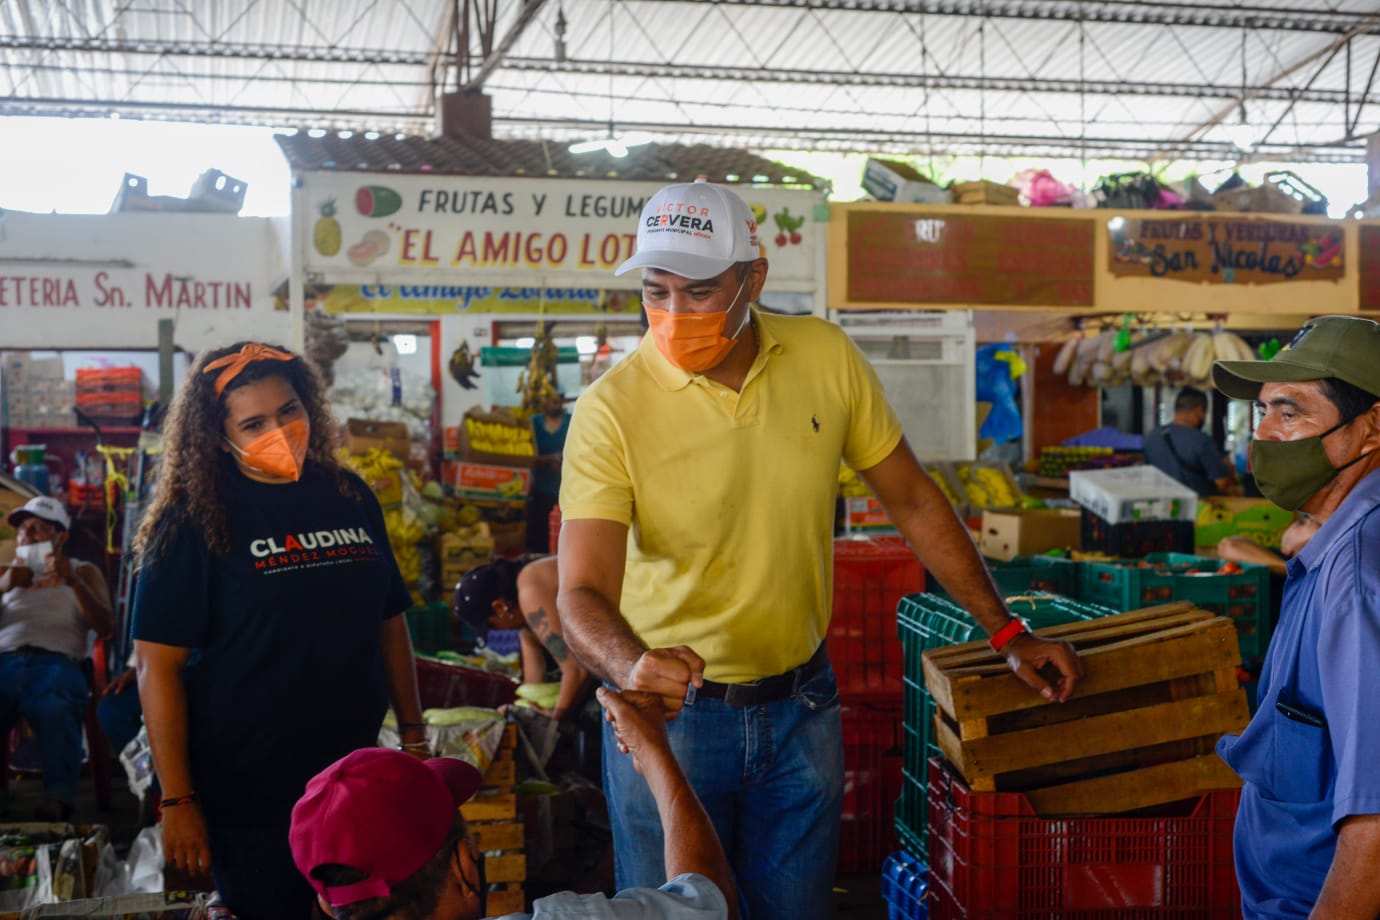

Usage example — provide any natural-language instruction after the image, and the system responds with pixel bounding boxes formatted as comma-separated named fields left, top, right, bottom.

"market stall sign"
left=0, top=211, right=289, bottom=350
left=1359, top=225, right=1380, bottom=310
left=300, top=174, right=821, bottom=290
left=1108, top=216, right=1344, bottom=285
left=311, top=283, right=640, bottom=315
left=843, top=210, right=1094, bottom=306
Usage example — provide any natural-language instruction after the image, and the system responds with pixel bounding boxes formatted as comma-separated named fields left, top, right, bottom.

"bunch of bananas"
left=383, top=506, right=426, bottom=583
left=465, top=418, right=535, bottom=457
left=926, top=468, right=962, bottom=507
left=346, top=447, right=402, bottom=479
left=955, top=465, right=1020, bottom=508
left=837, top=464, right=873, bottom=499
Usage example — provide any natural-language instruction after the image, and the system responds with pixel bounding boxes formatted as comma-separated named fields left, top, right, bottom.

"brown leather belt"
left=691, top=644, right=829, bottom=707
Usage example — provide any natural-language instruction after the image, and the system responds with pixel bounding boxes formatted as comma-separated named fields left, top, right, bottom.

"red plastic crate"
left=926, top=758, right=1241, bottom=918
left=549, top=504, right=561, bottom=555
left=414, top=656, right=518, bottom=709
left=829, top=536, right=922, bottom=700
left=839, top=702, right=904, bottom=875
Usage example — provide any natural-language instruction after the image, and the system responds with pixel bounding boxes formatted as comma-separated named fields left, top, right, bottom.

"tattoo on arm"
left=542, top=632, right=570, bottom=663
left=526, top=606, right=568, bottom=661
left=527, top=607, right=551, bottom=637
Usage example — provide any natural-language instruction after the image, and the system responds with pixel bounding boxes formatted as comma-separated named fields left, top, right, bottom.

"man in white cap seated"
left=554, top=177, right=1083, bottom=919
left=0, top=495, right=113, bottom=822
left=290, top=687, right=736, bottom=920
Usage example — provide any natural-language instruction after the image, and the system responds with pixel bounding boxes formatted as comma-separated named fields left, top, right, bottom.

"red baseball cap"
left=289, top=748, right=483, bottom=908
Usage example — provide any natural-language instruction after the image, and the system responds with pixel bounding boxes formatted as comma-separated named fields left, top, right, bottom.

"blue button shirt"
left=1217, top=468, right=1380, bottom=918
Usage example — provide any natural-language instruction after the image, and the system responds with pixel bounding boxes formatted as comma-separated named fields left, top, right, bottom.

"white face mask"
left=15, top=540, right=54, bottom=577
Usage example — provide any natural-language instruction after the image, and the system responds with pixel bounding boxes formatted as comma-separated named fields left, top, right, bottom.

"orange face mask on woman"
left=224, top=417, right=309, bottom=482
left=644, top=274, right=751, bottom=373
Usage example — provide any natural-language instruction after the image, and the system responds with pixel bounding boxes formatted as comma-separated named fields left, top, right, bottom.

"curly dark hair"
left=134, top=341, right=354, bottom=560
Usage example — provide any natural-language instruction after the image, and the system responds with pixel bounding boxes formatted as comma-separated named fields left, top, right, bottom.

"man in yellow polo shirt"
left=557, top=179, right=1082, bottom=920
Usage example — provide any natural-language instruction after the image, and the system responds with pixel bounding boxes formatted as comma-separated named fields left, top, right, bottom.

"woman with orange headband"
left=129, top=341, right=426, bottom=920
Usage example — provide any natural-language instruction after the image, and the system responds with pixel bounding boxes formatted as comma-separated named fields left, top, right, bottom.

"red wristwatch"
left=989, top=616, right=1030, bottom=653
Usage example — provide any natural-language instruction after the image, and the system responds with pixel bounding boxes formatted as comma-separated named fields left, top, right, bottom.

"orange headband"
left=203, top=344, right=297, bottom=397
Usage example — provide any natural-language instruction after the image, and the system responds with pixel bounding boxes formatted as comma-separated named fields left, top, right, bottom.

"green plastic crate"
left=893, top=591, right=1115, bottom=856
left=1075, top=552, right=1272, bottom=659
left=405, top=602, right=453, bottom=656
left=929, top=555, right=1077, bottom=602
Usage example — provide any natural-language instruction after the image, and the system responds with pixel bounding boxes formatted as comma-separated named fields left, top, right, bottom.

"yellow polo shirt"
left=560, top=308, right=902, bottom=683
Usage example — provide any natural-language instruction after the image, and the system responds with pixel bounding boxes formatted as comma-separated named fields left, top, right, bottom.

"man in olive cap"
left=1212, top=315, right=1380, bottom=919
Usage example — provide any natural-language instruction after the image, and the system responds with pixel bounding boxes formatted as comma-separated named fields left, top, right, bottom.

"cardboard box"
left=861, top=157, right=950, bottom=204
left=979, top=508, right=1082, bottom=561
left=844, top=496, right=894, bottom=533
left=1194, top=497, right=1294, bottom=551
left=1069, top=465, right=1198, bottom=524
left=453, top=410, right=536, bottom=468
left=344, top=418, right=411, bottom=459
left=448, top=461, right=531, bottom=500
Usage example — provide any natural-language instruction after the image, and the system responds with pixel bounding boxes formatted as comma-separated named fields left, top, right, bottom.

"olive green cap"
left=1213, top=315, right=1380, bottom=401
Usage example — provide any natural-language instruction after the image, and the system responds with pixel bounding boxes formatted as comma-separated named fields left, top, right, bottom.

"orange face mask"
left=225, top=417, right=309, bottom=482
left=644, top=275, right=751, bottom=373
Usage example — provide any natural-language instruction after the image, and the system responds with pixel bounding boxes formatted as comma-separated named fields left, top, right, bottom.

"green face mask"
left=1249, top=417, right=1372, bottom=511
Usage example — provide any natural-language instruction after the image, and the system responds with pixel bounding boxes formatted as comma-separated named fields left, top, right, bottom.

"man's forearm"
left=558, top=585, right=646, bottom=688
left=886, top=493, right=1011, bottom=635
left=1311, top=814, right=1380, bottom=919
left=643, top=751, right=738, bottom=920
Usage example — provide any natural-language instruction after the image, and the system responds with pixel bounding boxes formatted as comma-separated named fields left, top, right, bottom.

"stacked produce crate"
left=75, top=366, right=142, bottom=425
left=459, top=723, right=526, bottom=915
left=894, top=591, right=1116, bottom=860
left=828, top=536, right=922, bottom=874
left=442, top=409, right=536, bottom=557
left=436, top=521, right=494, bottom=592
left=2, top=353, right=76, bottom=429
left=922, top=604, right=1248, bottom=918
left=1070, top=465, right=1197, bottom=556
left=1077, top=553, right=1271, bottom=661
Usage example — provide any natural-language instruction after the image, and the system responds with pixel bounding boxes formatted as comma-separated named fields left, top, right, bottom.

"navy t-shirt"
left=131, top=464, right=412, bottom=827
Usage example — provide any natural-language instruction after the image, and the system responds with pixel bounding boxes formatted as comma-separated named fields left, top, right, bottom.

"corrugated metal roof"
left=274, top=129, right=828, bottom=187
left=3, top=1, right=1380, bottom=163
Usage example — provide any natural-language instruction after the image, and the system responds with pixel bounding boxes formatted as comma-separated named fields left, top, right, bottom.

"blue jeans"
left=602, top=664, right=844, bottom=920
left=0, top=651, right=87, bottom=806
left=96, top=683, right=143, bottom=756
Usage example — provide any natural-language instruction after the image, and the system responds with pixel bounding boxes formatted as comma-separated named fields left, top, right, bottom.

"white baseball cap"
left=7, top=495, right=70, bottom=531
left=615, top=178, right=762, bottom=280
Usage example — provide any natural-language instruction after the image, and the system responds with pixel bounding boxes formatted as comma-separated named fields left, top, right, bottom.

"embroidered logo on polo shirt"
left=811, top=414, right=820, bottom=433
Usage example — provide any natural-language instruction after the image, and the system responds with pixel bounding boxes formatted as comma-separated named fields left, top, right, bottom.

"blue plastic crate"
left=881, top=849, right=928, bottom=920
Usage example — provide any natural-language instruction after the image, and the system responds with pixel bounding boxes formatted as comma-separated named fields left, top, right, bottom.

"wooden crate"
left=459, top=721, right=526, bottom=913
left=951, top=180, right=1021, bottom=207
left=923, top=602, right=1247, bottom=815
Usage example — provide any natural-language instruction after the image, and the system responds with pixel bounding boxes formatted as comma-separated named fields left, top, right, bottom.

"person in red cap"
left=130, top=341, right=426, bottom=919
left=1, top=494, right=114, bottom=822
left=292, top=688, right=736, bottom=920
